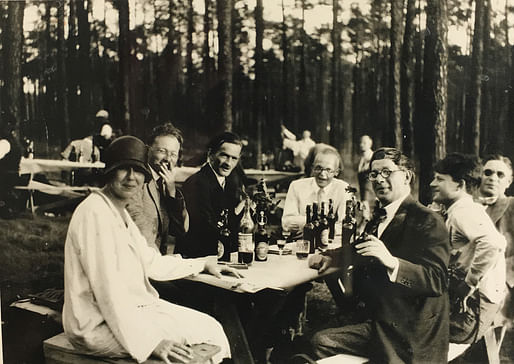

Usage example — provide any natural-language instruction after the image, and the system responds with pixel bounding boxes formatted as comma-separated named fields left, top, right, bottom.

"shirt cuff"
left=387, top=257, right=400, bottom=282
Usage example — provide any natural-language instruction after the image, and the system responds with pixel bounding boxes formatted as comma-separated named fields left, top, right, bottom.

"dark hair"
left=148, top=123, right=184, bottom=147
left=207, top=132, right=243, bottom=154
left=370, top=147, right=414, bottom=172
left=482, top=154, right=513, bottom=175
left=434, top=153, right=481, bottom=193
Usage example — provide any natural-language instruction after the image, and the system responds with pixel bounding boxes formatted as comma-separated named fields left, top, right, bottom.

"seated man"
left=309, top=147, right=450, bottom=363
left=127, top=123, right=188, bottom=255
left=282, top=146, right=350, bottom=232
left=175, top=132, right=244, bottom=258
left=478, top=154, right=514, bottom=325
left=430, top=153, right=507, bottom=344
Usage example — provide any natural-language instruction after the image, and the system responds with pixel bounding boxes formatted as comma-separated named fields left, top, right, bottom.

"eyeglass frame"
left=151, top=146, right=179, bottom=159
left=367, top=168, right=404, bottom=181
left=313, top=165, right=338, bottom=175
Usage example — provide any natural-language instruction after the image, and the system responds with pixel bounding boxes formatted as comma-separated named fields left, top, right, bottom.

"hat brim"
left=103, top=159, right=151, bottom=182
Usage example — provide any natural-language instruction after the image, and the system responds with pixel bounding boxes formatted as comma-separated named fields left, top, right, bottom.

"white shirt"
left=446, top=194, right=506, bottom=303
left=376, top=193, right=409, bottom=281
left=282, top=177, right=350, bottom=231
left=208, top=163, right=226, bottom=189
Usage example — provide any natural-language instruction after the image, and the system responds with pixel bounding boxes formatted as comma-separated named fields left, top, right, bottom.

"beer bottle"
left=217, top=209, right=231, bottom=262
left=254, top=211, right=269, bottom=261
left=303, top=205, right=314, bottom=254
left=341, top=198, right=357, bottom=296
left=319, top=202, right=329, bottom=248
left=238, top=198, right=255, bottom=264
left=327, top=199, right=336, bottom=243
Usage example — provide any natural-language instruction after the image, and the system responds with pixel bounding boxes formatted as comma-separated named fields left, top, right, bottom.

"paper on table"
left=317, top=354, right=369, bottom=364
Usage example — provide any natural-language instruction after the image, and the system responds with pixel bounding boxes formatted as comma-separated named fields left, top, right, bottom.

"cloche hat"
left=103, top=136, right=151, bottom=182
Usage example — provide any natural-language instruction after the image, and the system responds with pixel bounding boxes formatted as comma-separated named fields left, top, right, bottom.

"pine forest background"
left=1, top=0, right=514, bottom=203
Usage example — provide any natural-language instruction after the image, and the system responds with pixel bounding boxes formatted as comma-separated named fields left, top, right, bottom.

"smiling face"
left=106, top=166, right=145, bottom=202
left=209, top=142, right=242, bottom=177
left=370, top=159, right=410, bottom=205
left=312, top=153, right=339, bottom=188
left=148, top=135, right=180, bottom=171
left=479, top=160, right=512, bottom=198
left=430, top=172, right=462, bottom=206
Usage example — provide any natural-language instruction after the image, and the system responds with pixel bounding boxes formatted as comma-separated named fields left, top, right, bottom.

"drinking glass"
left=276, top=239, right=286, bottom=255
left=295, top=240, right=310, bottom=259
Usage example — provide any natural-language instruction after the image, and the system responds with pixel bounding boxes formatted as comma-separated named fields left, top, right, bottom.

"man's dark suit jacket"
left=332, top=195, right=450, bottom=364
left=175, top=164, right=241, bottom=258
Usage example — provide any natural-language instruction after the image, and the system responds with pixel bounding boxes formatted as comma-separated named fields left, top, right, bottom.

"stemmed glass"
left=279, top=229, right=290, bottom=255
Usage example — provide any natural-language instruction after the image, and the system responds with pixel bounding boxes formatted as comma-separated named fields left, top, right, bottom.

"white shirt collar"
left=208, top=162, right=226, bottom=189
left=446, top=193, right=474, bottom=215
left=382, top=191, right=410, bottom=218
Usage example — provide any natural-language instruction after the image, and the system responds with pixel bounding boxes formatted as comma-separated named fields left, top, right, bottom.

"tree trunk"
left=186, top=0, right=194, bottom=125
left=281, top=0, right=289, bottom=126
left=77, top=0, right=92, bottom=132
left=464, top=0, right=484, bottom=156
left=255, top=0, right=264, bottom=169
left=217, top=0, right=233, bottom=131
left=401, top=0, right=415, bottom=157
left=418, top=0, right=448, bottom=204
left=480, top=0, right=492, bottom=154
left=203, top=0, right=213, bottom=91
left=390, top=0, right=403, bottom=149
left=298, top=0, right=307, bottom=132
left=57, top=2, right=70, bottom=147
left=508, top=44, right=514, bottom=159
left=4, top=0, right=25, bottom=132
left=330, top=0, right=341, bottom=146
left=118, top=0, right=131, bottom=133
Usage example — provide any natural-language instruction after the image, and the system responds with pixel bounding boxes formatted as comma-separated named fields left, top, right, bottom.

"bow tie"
left=372, top=206, right=387, bottom=222
left=478, top=196, right=497, bottom=206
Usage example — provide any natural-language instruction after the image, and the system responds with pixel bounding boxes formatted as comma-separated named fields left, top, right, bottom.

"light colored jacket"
left=63, top=192, right=208, bottom=362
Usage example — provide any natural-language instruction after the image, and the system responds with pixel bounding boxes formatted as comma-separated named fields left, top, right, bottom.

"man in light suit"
left=127, top=123, right=188, bottom=255
left=309, top=147, right=450, bottom=363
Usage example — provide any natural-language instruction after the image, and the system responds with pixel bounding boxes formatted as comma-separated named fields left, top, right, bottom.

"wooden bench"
left=44, top=332, right=219, bottom=364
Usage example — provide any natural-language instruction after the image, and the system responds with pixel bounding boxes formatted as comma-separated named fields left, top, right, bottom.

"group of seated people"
left=62, top=121, right=513, bottom=364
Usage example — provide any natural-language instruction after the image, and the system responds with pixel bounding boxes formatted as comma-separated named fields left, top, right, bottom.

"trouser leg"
left=310, top=321, right=372, bottom=359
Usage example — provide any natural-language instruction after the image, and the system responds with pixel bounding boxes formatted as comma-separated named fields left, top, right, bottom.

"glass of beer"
left=295, top=240, right=310, bottom=259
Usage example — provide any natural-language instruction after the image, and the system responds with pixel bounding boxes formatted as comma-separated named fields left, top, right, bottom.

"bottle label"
left=320, top=229, right=329, bottom=247
left=255, top=242, right=268, bottom=260
left=238, top=233, right=254, bottom=252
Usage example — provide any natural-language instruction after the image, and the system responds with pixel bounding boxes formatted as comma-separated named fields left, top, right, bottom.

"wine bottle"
left=254, top=211, right=269, bottom=261
left=311, top=202, right=320, bottom=253
left=327, top=199, right=336, bottom=243
left=319, top=202, right=329, bottom=249
left=217, top=209, right=231, bottom=262
left=303, top=205, right=315, bottom=254
left=238, top=198, right=255, bottom=264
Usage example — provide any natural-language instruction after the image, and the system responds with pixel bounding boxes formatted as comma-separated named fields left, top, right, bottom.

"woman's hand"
left=153, top=339, right=194, bottom=364
left=203, top=258, right=244, bottom=279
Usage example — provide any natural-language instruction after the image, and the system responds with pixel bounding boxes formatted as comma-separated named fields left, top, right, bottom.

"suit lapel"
left=147, top=180, right=163, bottom=226
left=487, top=196, right=510, bottom=225
left=380, top=197, right=412, bottom=249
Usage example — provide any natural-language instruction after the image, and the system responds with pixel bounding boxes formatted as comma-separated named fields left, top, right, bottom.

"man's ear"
left=404, top=170, right=413, bottom=184
left=457, top=179, right=466, bottom=191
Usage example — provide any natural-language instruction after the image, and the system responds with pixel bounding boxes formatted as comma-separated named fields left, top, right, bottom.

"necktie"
left=157, top=177, right=166, bottom=198
left=365, top=202, right=387, bottom=236
left=318, top=188, right=326, bottom=204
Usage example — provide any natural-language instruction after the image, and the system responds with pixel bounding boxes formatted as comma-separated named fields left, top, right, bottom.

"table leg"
left=213, top=297, right=255, bottom=364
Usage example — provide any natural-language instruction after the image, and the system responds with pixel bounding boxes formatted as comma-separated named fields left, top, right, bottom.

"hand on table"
left=308, top=254, right=332, bottom=274
left=355, top=235, right=397, bottom=271
left=203, top=259, right=244, bottom=279
left=153, top=339, right=193, bottom=364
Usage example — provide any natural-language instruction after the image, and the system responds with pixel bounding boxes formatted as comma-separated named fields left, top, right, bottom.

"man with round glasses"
left=309, top=147, right=450, bottom=363
left=478, top=154, right=514, bottom=326
left=127, top=123, right=188, bottom=254
left=282, top=146, right=349, bottom=232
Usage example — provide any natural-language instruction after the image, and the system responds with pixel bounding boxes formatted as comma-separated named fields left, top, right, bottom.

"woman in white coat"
left=63, top=136, right=238, bottom=364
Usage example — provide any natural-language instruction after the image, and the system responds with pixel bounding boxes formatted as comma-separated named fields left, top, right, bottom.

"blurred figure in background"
left=0, top=122, right=25, bottom=218
left=281, top=125, right=315, bottom=172
left=357, top=135, right=374, bottom=210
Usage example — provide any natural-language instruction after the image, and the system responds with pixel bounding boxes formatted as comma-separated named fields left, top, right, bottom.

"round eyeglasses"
left=152, top=147, right=179, bottom=159
left=313, top=166, right=336, bottom=174
left=368, top=168, right=403, bottom=181
left=483, top=169, right=506, bottom=179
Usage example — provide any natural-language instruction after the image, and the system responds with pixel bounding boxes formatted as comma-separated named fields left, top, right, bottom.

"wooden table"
left=185, top=246, right=340, bottom=364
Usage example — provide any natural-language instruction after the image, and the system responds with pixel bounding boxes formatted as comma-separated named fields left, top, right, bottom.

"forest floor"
left=1, top=213, right=513, bottom=363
